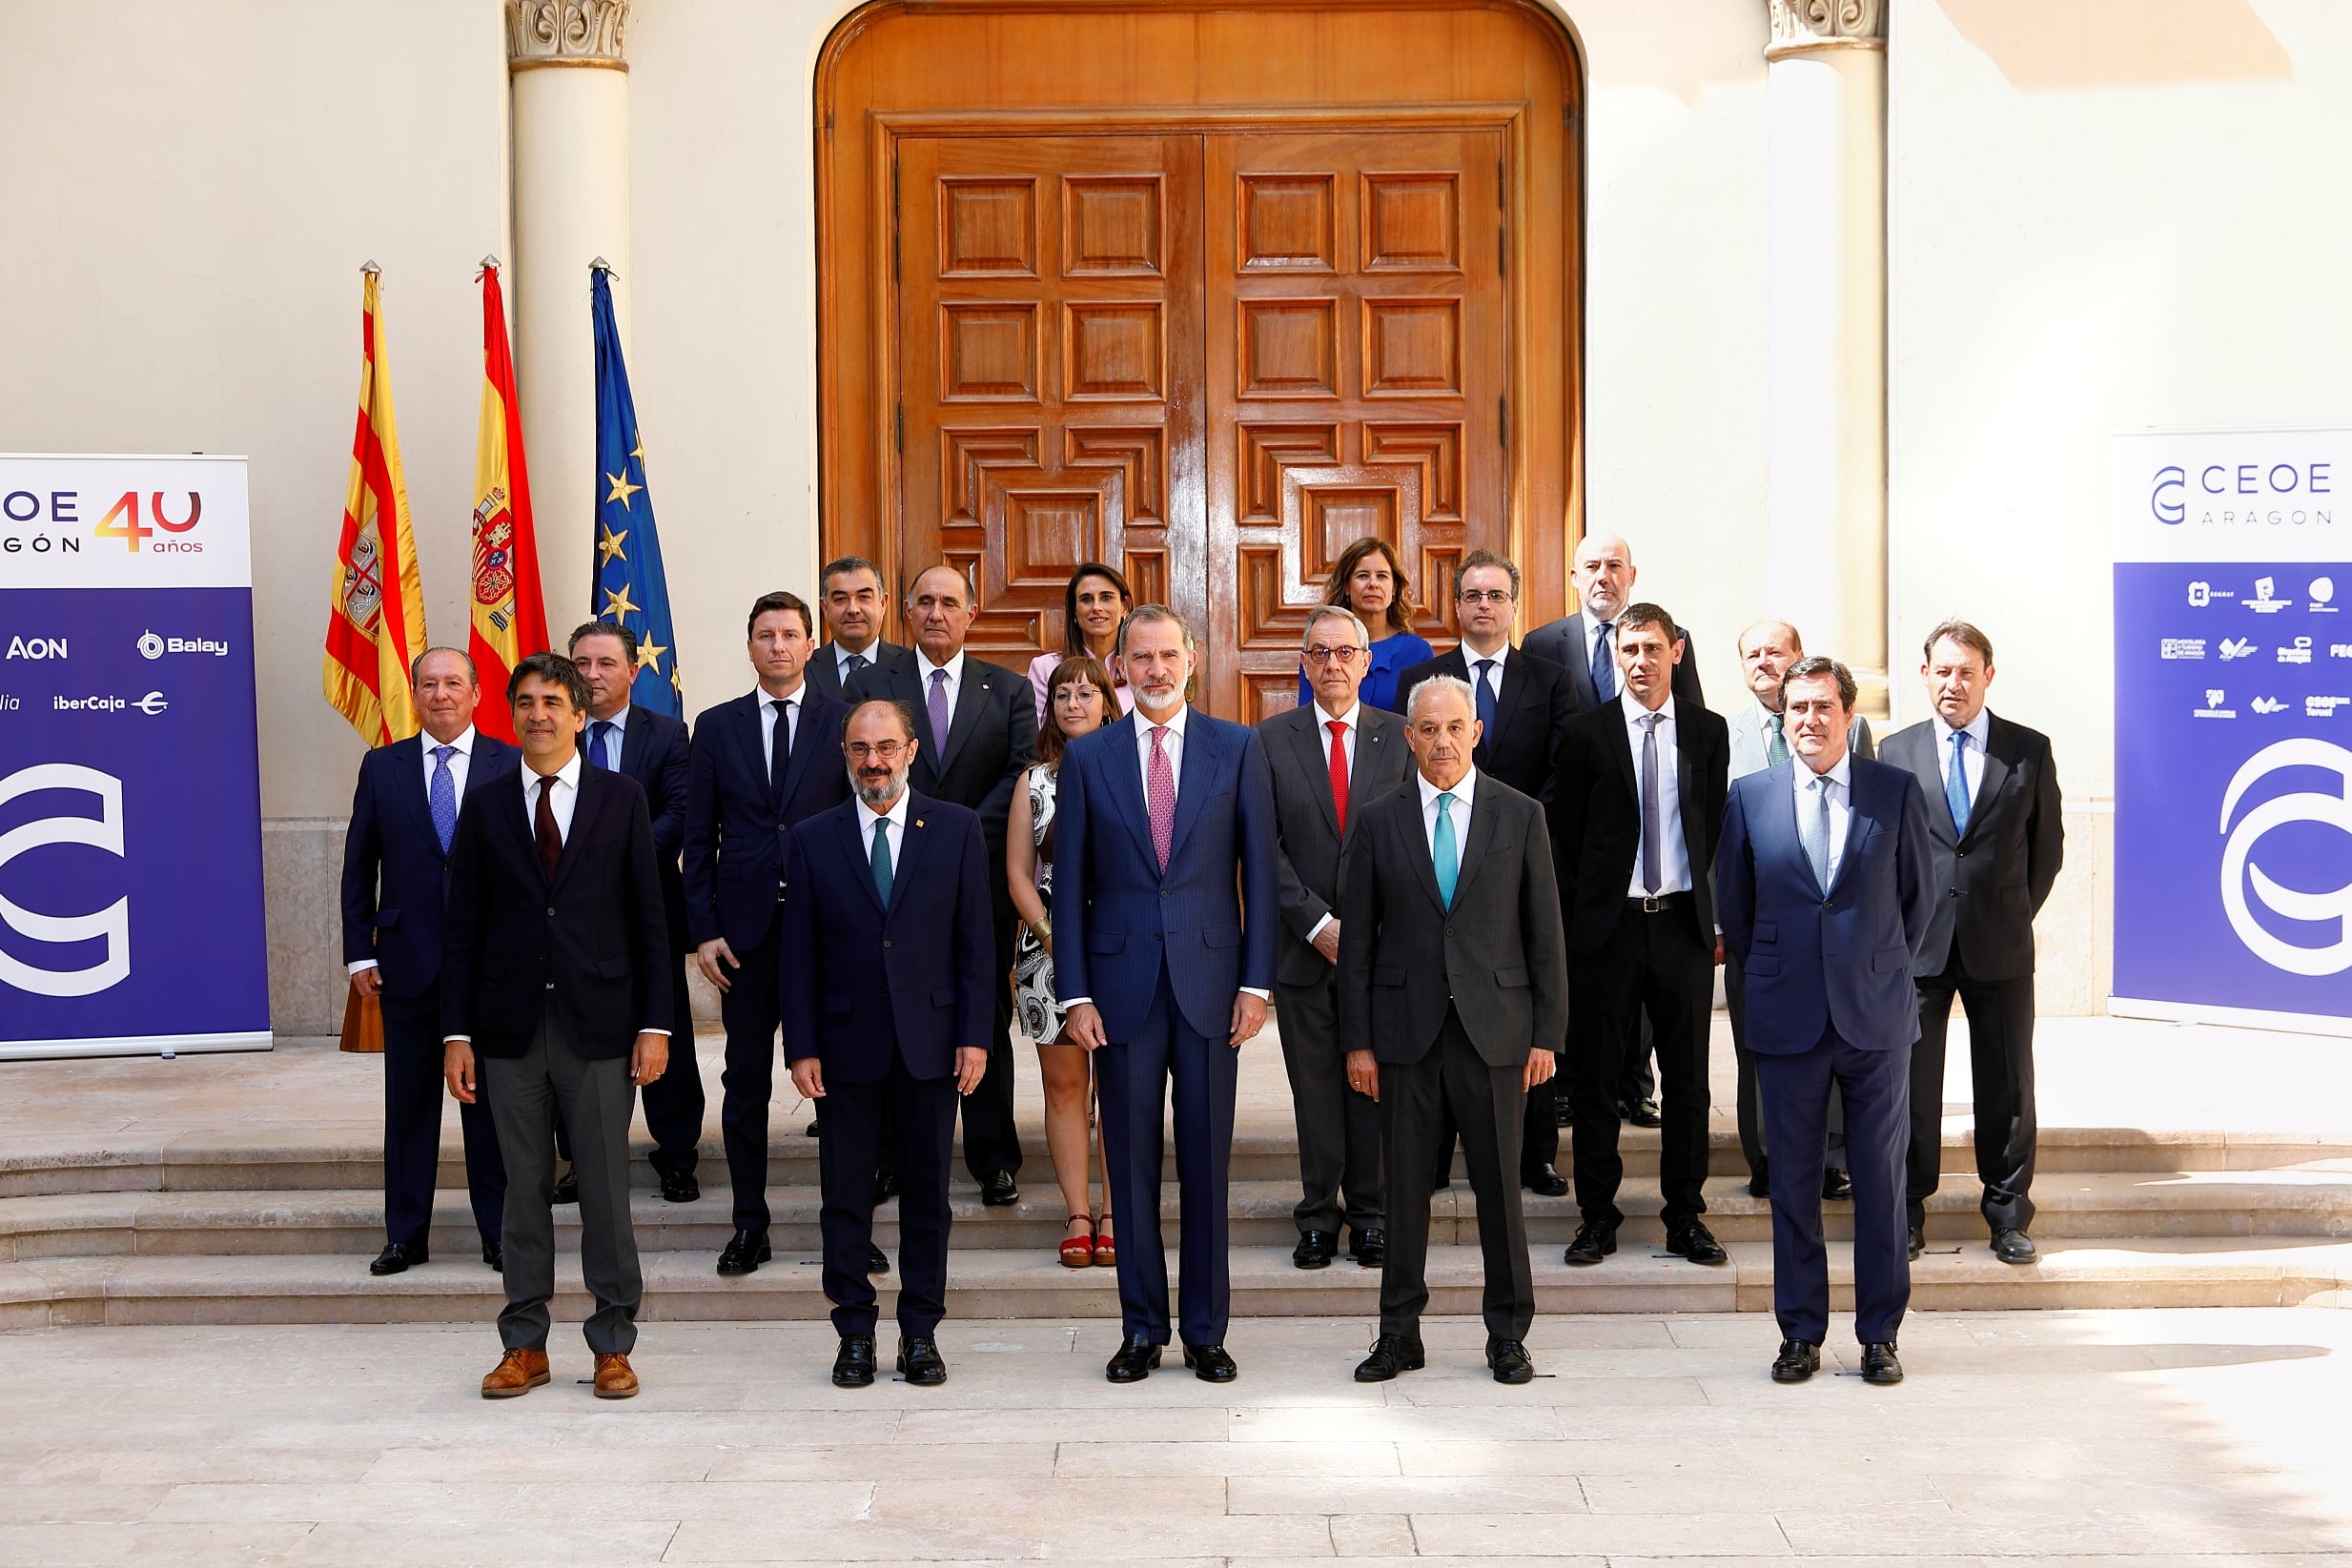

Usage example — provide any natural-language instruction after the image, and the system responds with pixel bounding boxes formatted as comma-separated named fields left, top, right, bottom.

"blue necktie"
left=1803, top=774, right=1832, bottom=893
left=1433, top=790, right=1460, bottom=906
left=1473, top=658, right=1498, bottom=736
left=847, top=651, right=869, bottom=676
left=871, top=816, right=894, bottom=904
left=428, top=744, right=458, bottom=854
left=590, top=720, right=617, bottom=771
left=1946, top=730, right=1973, bottom=835
left=1590, top=621, right=1617, bottom=703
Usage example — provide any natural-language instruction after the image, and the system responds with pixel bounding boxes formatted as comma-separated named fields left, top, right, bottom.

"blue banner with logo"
left=2113, top=427, right=2352, bottom=1030
left=0, top=455, right=269, bottom=1059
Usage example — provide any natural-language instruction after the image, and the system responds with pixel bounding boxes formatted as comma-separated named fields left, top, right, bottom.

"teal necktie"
left=871, top=816, right=893, bottom=904
left=1433, top=790, right=1460, bottom=906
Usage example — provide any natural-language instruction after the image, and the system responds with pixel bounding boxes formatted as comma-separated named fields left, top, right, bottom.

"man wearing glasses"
left=1397, top=550, right=1580, bottom=1195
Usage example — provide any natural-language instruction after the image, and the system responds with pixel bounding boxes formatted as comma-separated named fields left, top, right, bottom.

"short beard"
left=1134, top=682, right=1183, bottom=717
left=852, top=772, right=904, bottom=809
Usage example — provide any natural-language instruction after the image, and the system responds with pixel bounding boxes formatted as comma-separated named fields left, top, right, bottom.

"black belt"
left=1626, top=891, right=1694, bottom=914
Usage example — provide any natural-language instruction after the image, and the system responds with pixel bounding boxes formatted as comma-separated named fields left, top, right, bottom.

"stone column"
left=1764, top=0, right=1889, bottom=713
left=507, top=0, right=632, bottom=625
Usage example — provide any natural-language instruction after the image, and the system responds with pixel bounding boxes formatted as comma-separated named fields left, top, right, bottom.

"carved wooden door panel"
left=897, top=134, right=1206, bottom=670
left=1200, top=129, right=1509, bottom=720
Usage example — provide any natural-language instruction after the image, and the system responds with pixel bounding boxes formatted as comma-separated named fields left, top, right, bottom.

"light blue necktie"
left=870, top=816, right=894, bottom=904
left=1590, top=621, right=1617, bottom=703
left=590, top=720, right=618, bottom=771
left=1802, top=774, right=1832, bottom=893
left=1945, top=730, right=1973, bottom=835
left=1433, top=790, right=1460, bottom=906
left=427, top=744, right=458, bottom=855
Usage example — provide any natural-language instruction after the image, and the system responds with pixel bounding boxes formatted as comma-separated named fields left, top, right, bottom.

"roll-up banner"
left=2113, top=425, right=2352, bottom=1034
left=0, top=455, right=270, bottom=1060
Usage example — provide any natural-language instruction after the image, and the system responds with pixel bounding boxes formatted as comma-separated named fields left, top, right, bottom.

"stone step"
left=6, top=1122, right=2342, bottom=1200
left=5, top=1235, right=2347, bottom=1332
left=8, top=1166, right=2350, bottom=1265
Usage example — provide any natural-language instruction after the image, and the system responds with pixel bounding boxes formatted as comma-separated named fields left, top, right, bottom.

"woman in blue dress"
left=1297, top=536, right=1433, bottom=713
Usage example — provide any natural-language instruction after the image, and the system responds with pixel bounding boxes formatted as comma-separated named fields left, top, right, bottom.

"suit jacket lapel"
left=728, top=695, right=772, bottom=809
left=934, top=662, right=990, bottom=778
left=1288, top=710, right=1342, bottom=840
left=1168, top=712, right=1215, bottom=861
left=1605, top=703, right=1638, bottom=799
left=1401, top=789, right=1449, bottom=914
left=1967, top=719, right=2013, bottom=845
left=1449, top=774, right=1501, bottom=904
left=1825, top=767, right=1871, bottom=900
left=1484, top=647, right=1524, bottom=755
left=777, top=691, right=831, bottom=810
left=1100, top=713, right=1157, bottom=867
left=393, top=736, right=438, bottom=846
left=1769, top=765, right=1830, bottom=900
left=835, top=805, right=889, bottom=915
left=549, top=769, right=601, bottom=895
left=1563, top=612, right=1594, bottom=705
left=884, top=800, right=931, bottom=915
left=1677, top=726, right=1703, bottom=861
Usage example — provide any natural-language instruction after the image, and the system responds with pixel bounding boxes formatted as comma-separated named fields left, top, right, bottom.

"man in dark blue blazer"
left=571, top=621, right=703, bottom=1202
left=683, top=592, right=852, bottom=1274
left=1055, top=606, right=1279, bottom=1384
left=339, top=646, right=515, bottom=1276
left=782, top=700, right=994, bottom=1390
left=806, top=554, right=916, bottom=699
left=1715, top=656, right=1934, bottom=1388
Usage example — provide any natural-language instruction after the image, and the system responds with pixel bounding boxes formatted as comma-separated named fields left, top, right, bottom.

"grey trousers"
left=483, top=1006, right=642, bottom=1355
left=1275, top=974, right=1383, bottom=1236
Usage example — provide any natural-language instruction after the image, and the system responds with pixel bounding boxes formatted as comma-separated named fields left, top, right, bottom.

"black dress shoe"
left=1821, top=1167, right=1853, bottom=1201
left=1907, top=1224, right=1926, bottom=1262
left=1521, top=1164, right=1569, bottom=1197
left=1861, top=1340, right=1904, bottom=1385
left=868, top=1244, right=890, bottom=1274
left=1292, top=1230, right=1337, bottom=1270
left=805, top=1118, right=821, bottom=1137
left=897, top=1334, right=947, bottom=1386
left=1105, top=1332, right=1162, bottom=1383
left=1553, top=1096, right=1575, bottom=1129
left=716, top=1229, right=771, bottom=1275
left=369, top=1240, right=425, bottom=1276
left=1626, top=1099, right=1663, bottom=1129
left=1181, top=1342, right=1237, bottom=1383
left=1354, top=1333, right=1425, bottom=1382
left=1771, top=1338, right=1821, bottom=1383
left=1748, top=1168, right=1771, bottom=1199
left=832, top=1334, right=877, bottom=1388
left=550, top=1167, right=579, bottom=1205
left=658, top=1169, right=701, bottom=1204
left=1485, top=1337, right=1535, bottom=1385
left=1992, top=1228, right=2038, bottom=1265
left=979, top=1171, right=1019, bottom=1207
left=1349, top=1227, right=1386, bottom=1268
left=1665, top=1220, right=1728, bottom=1265
left=1562, top=1218, right=1617, bottom=1266
left=873, top=1169, right=900, bottom=1204
left=481, top=1241, right=502, bottom=1272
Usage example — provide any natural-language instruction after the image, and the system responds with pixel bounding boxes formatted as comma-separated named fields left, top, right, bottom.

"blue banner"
left=590, top=267, right=684, bottom=717
left=0, top=456, right=269, bottom=1058
left=2113, top=428, right=2352, bottom=1029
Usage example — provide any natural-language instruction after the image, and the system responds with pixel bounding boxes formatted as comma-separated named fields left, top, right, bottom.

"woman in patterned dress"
left=1008, top=655, right=1117, bottom=1267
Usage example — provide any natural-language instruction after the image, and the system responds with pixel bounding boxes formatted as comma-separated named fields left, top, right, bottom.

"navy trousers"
left=818, top=1057, right=957, bottom=1339
left=1096, top=969, right=1237, bottom=1348
left=1755, top=1028, right=1912, bottom=1346
left=379, top=988, right=504, bottom=1250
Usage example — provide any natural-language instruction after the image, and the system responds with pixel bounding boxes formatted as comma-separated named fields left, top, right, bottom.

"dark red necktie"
left=1326, top=720, right=1350, bottom=834
left=535, top=776, right=562, bottom=884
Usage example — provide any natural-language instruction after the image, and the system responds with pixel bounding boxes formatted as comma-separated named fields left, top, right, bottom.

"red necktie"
left=1326, top=720, right=1350, bottom=834
left=535, top=776, right=562, bottom=884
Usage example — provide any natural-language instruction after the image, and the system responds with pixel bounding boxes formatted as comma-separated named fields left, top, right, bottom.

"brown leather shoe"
left=481, top=1347, right=549, bottom=1399
left=593, top=1352, right=639, bottom=1399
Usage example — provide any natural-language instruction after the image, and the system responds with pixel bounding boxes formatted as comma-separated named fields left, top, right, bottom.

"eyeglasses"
left=1303, top=645, right=1364, bottom=665
left=1458, top=589, right=1516, bottom=605
left=845, top=741, right=910, bottom=762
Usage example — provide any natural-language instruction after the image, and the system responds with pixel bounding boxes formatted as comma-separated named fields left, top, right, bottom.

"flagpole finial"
left=360, top=260, right=381, bottom=275
left=590, top=255, right=612, bottom=273
left=481, top=254, right=501, bottom=270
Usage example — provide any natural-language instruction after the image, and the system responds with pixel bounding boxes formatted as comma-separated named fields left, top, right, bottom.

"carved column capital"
left=1766, top=0, right=1885, bottom=61
left=507, top=0, right=632, bottom=72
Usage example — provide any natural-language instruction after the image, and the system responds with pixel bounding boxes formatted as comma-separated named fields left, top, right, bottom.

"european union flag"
left=590, top=263, right=683, bottom=717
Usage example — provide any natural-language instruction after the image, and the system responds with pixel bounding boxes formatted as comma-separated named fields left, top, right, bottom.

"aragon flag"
left=322, top=264, right=428, bottom=745
left=590, top=262, right=683, bottom=716
left=465, top=259, right=550, bottom=741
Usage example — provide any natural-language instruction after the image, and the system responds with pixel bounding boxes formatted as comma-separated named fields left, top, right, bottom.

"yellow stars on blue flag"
left=590, top=264, right=684, bottom=718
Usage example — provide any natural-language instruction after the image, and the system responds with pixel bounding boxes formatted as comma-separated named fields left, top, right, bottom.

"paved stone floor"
left=3, top=1307, right=2351, bottom=1565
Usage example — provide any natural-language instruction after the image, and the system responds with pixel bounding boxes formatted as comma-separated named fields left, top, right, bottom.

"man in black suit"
left=1261, top=605, right=1412, bottom=1271
left=571, top=620, right=702, bottom=1202
left=340, top=646, right=514, bottom=1276
left=684, top=591, right=853, bottom=1275
left=807, top=555, right=915, bottom=700
left=1338, top=676, right=1567, bottom=1386
left=1526, top=533, right=1705, bottom=1128
left=1880, top=621, right=2064, bottom=1266
left=1397, top=548, right=1580, bottom=1193
left=441, top=652, right=672, bottom=1401
left=847, top=563, right=1035, bottom=1203
left=782, top=700, right=995, bottom=1389
left=1552, top=602, right=1730, bottom=1271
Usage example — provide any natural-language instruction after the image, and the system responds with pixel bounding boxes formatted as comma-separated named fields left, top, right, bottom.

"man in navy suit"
left=807, top=555, right=915, bottom=700
left=782, top=700, right=994, bottom=1390
left=571, top=620, right=702, bottom=1201
left=1715, top=656, right=1934, bottom=1387
left=683, top=591, right=852, bottom=1274
left=340, top=646, right=514, bottom=1276
left=1055, top=605, right=1279, bottom=1384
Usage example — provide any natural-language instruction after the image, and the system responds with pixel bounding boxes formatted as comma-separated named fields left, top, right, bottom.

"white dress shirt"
left=1303, top=701, right=1360, bottom=947
left=1934, top=708, right=1991, bottom=805
left=1417, top=764, right=1477, bottom=858
left=585, top=705, right=629, bottom=771
left=1792, top=747, right=1856, bottom=888
left=755, top=684, right=805, bottom=780
left=350, top=726, right=479, bottom=977
left=857, top=787, right=910, bottom=876
left=916, top=649, right=968, bottom=738
left=1621, top=691, right=1692, bottom=897
left=830, top=640, right=880, bottom=685
left=1462, top=644, right=1509, bottom=714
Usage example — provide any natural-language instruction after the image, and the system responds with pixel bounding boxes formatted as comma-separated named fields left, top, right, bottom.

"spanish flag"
left=465, top=260, right=550, bottom=741
left=322, top=264, right=428, bottom=745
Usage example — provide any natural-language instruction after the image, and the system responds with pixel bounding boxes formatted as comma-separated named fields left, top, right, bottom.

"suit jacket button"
left=1160, top=888, right=1171, bottom=899
left=884, top=940, right=893, bottom=948
left=546, top=907, right=556, bottom=918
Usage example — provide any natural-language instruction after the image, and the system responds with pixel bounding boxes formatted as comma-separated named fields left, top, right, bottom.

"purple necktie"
left=928, top=668, right=951, bottom=754
left=1147, top=724, right=1176, bottom=872
left=1639, top=711, right=1664, bottom=895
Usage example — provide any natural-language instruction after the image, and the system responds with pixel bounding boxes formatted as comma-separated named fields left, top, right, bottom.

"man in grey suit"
left=807, top=555, right=915, bottom=700
left=1338, top=677, right=1567, bottom=1386
left=1726, top=620, right=1874, bottom=1202
left=1261, top=606, right=1413, bottom=1271
left=1879, top=621, right=2063, bottom=1266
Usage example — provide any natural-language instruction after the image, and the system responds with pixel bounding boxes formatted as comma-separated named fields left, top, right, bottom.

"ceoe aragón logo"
left=2219, top=739, right=2352, bottom=976
left=0, top=764, right=131, bottom=997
